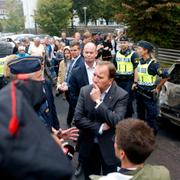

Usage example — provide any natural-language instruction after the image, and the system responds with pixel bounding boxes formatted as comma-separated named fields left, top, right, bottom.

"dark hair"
left=115, top=118, right=155, bottom=164
left=96, top=61, right=116, bottom=79
left=69, top=41, right=81, bottom=49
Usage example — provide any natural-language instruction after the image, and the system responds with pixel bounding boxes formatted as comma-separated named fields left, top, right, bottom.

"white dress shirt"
left=85, top=61, right=96, bottom=84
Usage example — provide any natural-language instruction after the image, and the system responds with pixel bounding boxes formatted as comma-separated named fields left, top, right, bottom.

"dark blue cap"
left=8, top=56, right=42, bottom=74
left=137, top=40, right=154, bottom=52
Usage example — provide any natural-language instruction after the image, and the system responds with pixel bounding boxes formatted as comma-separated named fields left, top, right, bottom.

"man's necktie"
left=65, top=60, right=74, bottom=83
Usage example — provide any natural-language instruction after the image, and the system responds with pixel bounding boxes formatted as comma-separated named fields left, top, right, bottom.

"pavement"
left=54, top=94, right=180, bottom=180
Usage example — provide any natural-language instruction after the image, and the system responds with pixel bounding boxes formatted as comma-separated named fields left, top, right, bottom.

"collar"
left=140, top=58, right=151, bottom=64
left=73, top=55, right=81, bottom=62
left=102, top=84, right=112, bottom=94
left=120, top=48, right=131, bottom=56
left=85, top=61, right=96, bottom=69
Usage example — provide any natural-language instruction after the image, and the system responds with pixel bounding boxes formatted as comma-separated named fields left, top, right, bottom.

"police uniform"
left=0, top=80, right=73, bottom=179
left=0, top=41, right=14, bottom=89
left=8, top=57, right=60, bottom=131
left=114, top=40, right=139, bottom=117
left=135, top=41, right=169, bottom=133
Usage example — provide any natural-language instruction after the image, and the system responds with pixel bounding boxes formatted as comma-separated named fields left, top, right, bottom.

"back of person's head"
left=0, top=41, right=14, bottom=58
left=115, top=118, right=155, bottom=164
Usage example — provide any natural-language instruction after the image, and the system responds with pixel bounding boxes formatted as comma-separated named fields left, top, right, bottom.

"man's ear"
left=119, top=149, right=126, bottom=161
left=114, top=142, right=125, bottom=161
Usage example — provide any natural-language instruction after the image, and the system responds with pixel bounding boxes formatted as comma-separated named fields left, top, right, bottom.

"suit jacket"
left=66, top=55, right=84, bottom=85
left=69, top=62, right=89, bottom=108
left=72, top=55, right=84, bottom=70
left=43, top=80, right=60, bottom=130
left=74, top=82, right=128, bottom=165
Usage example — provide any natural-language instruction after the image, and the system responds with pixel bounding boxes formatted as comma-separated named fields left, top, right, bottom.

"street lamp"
left=83, top=6, right=87, bottom=27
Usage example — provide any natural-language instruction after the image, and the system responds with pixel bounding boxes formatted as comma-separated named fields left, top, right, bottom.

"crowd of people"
left=0, top=29, right=170, bottom=180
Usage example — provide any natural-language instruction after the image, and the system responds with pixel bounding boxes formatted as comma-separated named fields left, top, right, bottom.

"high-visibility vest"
left=137, top=59, right=156, bottom=86
left=0, top=58, right=6, bottom=76
left=116, top=51, right=134, bottom=75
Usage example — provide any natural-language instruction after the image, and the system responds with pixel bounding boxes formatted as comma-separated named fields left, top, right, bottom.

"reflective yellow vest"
left=116, top=51, right=134, bottom=75
left=0, top=58, right=6, bottom=77
left=137, top=59, right=156, bottom=86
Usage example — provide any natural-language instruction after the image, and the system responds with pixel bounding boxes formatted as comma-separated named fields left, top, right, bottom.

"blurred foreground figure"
left=0, top=80, right=73, bottom=179
left=90, top=119, right=171, bottom=180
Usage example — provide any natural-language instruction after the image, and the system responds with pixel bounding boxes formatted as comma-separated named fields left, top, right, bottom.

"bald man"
left=68, top=42, right=97, bottom=126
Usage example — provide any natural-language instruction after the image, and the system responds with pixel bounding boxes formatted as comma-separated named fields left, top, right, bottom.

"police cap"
left=8, top=56, right=42, bottom=74
left=138, top=40, right=154, bottom=52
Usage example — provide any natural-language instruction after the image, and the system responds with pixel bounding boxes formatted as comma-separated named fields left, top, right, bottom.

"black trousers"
left=81, top=144, right=118, bottom=180
left=116, top=78, right=134, bottom=118
left=65, top=91, right=75, bottom=126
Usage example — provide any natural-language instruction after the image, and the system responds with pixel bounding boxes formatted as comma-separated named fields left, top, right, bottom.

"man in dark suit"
left=74, top=61, right=128, bottom=180
left=59, top=41, right=84, bottom=127
left=69, top=42, right=97, bottom=176
left=69, top=42, right=97, bottom=111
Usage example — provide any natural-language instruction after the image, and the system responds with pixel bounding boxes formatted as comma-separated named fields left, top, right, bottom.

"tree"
left=113, top=0, right=180, bottom=48
left=72, top=0, right=98, bottom=24
left=0, top=21, right=3, bottom=32
left=72, top=0, right=117, bottom=25
left=4, top=0, right=24, bottom=33
left=99, top=0, right=119, bottom=25
left=35, top=0, right=72, bottom=35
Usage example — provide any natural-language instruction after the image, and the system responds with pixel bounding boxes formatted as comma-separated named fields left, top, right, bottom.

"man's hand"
left=56, top=84, right=61, bottom=91
left=97, top=44, right=104, bottom=51
left=59, top=82, right=68, bottom=91
left=52, top=127, right=79, bottom=141
left=132, top=82, right=137, bottom=91
left=51, top=133, right=64, bottom=149
left=102, top=123, right=110, bottom=131
left=90, top=83, right=101, bottom=102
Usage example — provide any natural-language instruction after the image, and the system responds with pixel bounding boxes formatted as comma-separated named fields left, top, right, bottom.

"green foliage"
left=72, top=0, right=101, bottom=24
left=3, top=0, right=24, bottom=33
left=35, top=0, right=72, bottom=35
left=98, top=0, right=119, bottom=25
left=0, top=21, right=3, bottom=32
left=113, top=0, right=180, bottom=48
left=72, top=0, right=120, bottom=25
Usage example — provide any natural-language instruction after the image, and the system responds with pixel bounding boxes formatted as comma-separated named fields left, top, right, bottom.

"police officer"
left=8, top=56, right=60, bottom=131
left=0, top=41, right=14, bottom=89
left=114, top=37, right=139, bottom=117
left=132, top=40, right=169, bottom=134
left=0, top=79, right=73, bottom=179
